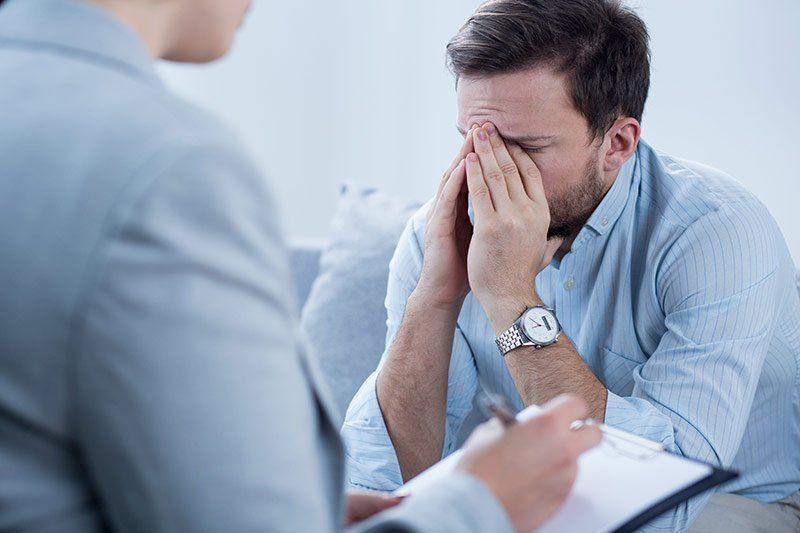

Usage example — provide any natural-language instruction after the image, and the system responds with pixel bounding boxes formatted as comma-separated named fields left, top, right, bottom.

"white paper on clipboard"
left=395, top=404, right=711, bottom=533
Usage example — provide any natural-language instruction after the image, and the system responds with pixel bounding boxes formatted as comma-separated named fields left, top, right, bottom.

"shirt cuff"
left=604, top=390, right=677, bottom=450
left=352, top=472, right=513, bottom=533
left=341, top=371, right=404, bottom=491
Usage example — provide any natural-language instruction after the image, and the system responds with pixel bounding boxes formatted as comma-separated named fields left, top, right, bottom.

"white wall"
left=159, top=0, right=800, bottom=264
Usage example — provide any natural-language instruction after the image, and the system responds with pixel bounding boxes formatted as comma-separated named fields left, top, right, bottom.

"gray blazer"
left=0, top=0, right=510, bottom=531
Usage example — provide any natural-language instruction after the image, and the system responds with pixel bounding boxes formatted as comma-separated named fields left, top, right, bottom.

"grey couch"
left=289, top=239, right=485, bottom=445
left=289, top=243, right=323, bottom=313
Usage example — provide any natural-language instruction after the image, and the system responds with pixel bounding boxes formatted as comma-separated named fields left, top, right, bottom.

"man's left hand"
left=465, top=122, right=563, bottom=333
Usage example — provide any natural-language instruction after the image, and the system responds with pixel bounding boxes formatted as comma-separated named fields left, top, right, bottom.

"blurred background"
left=159, top=0, right=800, bottom=264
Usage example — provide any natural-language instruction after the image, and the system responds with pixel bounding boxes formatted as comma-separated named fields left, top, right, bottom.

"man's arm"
left=595, top=202, right=786, bottom=530
left=464, top=122, right=789, bottom=530
left=342, top=212, right=479, bottom=488
left=483, top=294, right=608, bottom=421
left=376, top=294, right=466, bottom=480
left=464, top=123, right=608, bottom=419
left=343, top=129, right=479, bottom=485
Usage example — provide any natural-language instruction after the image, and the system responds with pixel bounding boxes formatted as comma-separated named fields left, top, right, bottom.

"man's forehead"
left=456, top=68, right=573, bottom=135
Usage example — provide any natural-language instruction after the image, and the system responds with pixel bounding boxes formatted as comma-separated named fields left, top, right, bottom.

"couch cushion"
left=289, top=242, right=321, bottom=310
left=300, top=184, right=421, bottom=419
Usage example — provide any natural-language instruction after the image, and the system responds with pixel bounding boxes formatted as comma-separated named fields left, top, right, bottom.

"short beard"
left=547, top=157, right=607, bottom=240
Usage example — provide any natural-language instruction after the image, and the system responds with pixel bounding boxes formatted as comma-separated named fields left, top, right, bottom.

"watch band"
left=495, top=323, right=526, bottom=356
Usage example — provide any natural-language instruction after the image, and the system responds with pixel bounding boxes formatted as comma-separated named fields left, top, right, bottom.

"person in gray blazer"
left=0, top=0, right=601, bottom=531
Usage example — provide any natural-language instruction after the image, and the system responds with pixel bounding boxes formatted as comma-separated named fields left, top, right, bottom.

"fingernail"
left=485, top=123, right=496, bottom=136
left=467, top=153, right=478, bottom=162
left=476, top=128, right=487, bottom=141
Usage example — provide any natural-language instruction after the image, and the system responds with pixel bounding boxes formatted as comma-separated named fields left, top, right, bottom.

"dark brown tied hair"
left=447, top=0, right=651, bottom=140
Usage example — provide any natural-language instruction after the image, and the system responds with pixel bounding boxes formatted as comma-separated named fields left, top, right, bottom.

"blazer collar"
left=0, top=0, right=161, bottom=86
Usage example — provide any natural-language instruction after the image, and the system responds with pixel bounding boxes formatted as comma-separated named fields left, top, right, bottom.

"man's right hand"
left=457, top=395, right=602, bottom=532
left=413, top=126, right=477, bottom=311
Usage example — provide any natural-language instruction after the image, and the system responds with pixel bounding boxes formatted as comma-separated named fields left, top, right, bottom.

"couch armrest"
left=288, top=240, right=323, bottom=310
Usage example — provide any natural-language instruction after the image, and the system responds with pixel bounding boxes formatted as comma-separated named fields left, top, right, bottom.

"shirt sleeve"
left=341, top=204, right=479, bottom=491
left=73, top=140, right=340, bottom=532
left=603, top=201, right=786, bottom=531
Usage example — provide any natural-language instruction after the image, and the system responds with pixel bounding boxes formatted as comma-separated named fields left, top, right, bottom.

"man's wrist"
left=407, top=287, right=465, bottom=320
left=483, top=290, right=544, bottom=335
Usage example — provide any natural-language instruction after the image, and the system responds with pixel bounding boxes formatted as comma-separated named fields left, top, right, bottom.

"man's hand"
left=344, top=490, right=404, bottom=526
left=457, top=394, right=602, bottom=532
left=375, top=125, right=481, bottom=482
left=465, top=122, right=563, bottom=332
left=413, top=125, right=477, bottom=311
left=462, top=123, right=609, bottom=420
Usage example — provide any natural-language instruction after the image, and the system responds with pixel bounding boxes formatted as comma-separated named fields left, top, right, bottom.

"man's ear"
left=602, top=117, right=640, bottom=172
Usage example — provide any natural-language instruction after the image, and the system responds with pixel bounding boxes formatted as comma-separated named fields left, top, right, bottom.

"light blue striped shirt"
left=342, top=140, right=800, bottom=530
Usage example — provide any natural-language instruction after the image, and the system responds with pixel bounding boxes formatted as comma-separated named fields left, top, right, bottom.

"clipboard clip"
left=571, top=419, right=663, bottom=461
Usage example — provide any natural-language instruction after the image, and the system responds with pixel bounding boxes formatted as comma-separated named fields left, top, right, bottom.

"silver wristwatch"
left=495, top=306, right=562, bottom=356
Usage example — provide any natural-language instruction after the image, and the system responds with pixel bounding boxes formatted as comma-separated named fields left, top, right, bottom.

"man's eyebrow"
left=456, top=126, right=555, bottom=144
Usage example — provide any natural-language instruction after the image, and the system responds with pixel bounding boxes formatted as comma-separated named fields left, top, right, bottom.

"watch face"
left=521, top=307, right=559, bottom=344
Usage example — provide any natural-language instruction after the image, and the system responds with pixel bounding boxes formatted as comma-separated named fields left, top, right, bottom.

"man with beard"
left=0, top=0, right=606, bottom=531
left=342, top=1, right=800, bottom=531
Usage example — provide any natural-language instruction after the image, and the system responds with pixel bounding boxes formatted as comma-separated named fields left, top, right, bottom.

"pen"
left=477, top=391, right=518, bottom=427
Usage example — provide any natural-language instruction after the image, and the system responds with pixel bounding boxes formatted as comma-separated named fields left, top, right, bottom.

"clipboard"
left=613, top=461, right=736, bottom=532
left=397, top=403, right=738, bottom=532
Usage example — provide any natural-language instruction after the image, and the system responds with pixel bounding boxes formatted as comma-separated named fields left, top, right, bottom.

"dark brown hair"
left=447, top=0, right=651, bottom=138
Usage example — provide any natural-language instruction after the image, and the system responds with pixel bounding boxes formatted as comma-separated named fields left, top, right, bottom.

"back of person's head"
left=446, top=0, right=650, bottom=139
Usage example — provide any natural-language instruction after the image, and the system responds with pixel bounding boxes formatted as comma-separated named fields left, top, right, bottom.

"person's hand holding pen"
left=455, top=394, right=602, bottom=532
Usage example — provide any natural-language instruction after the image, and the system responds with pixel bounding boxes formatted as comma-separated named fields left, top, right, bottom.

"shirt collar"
left=583, top=147, right=638, bottom=236
left=0, top=0, right=161, bottom=86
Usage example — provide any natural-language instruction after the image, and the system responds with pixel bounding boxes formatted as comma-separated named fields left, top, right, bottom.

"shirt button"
left=601, top=217, right=609, bottom=227
left=564, top=277, right=576, bottom=291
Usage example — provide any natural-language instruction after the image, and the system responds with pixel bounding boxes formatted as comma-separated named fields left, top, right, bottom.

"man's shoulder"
left=637, top=143, right=792, bottom=295
left=636, top=140, right=770, bottom=232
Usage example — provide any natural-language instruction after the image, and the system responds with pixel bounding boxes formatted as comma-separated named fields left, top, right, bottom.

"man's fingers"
left=430, top=126, right=476, bottom=226
left=508, top=142, right=546, bottom=203
left=455, top=124, right=477, bottom=165
left=473, top=126, right=510, bottom=210
left=466, top=152, right=494, bottom=219
left=438, top=125, right=477, bottom=198
left=484, top=123, right=527, bottom=201
left=435, top=159, right=466, bottom=219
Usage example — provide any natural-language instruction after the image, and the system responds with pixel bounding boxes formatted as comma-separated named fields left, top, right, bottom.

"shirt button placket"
left=564, top=277, right=576, bottom=291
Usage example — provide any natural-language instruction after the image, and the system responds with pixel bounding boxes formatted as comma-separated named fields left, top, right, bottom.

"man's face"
left=164, top=0, right=252, bottom=63
left=456, top=67, right=608, bottom=238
